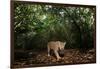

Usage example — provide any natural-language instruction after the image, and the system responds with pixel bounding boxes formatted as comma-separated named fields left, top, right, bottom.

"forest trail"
left=13, top=49, right=96, bottom=68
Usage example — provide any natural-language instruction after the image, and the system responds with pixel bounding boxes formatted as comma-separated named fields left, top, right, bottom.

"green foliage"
left=14, top=2, right=95, bottom=51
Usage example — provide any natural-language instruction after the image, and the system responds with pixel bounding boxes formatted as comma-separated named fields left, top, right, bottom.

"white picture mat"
left=0, top=0, right=100, bottom=69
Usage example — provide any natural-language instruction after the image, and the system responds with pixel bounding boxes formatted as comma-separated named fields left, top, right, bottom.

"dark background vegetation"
left=14, top=2, right=95, bottom=53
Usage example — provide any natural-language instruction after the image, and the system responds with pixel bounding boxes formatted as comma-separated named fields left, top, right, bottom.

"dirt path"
left=12, top=49, right=96, bottom=68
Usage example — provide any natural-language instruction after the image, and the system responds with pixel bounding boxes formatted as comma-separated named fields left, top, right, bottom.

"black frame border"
left=10, top=1, right=96, bottom=68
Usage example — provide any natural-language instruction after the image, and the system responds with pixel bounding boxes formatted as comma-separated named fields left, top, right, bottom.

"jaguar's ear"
left=64, top=42, right=66, bottom=45
left=63, top=42, right=66, bottom=48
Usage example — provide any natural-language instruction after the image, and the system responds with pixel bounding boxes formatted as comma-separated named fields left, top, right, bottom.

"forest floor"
left=12, top=48, right=96, bottom=68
